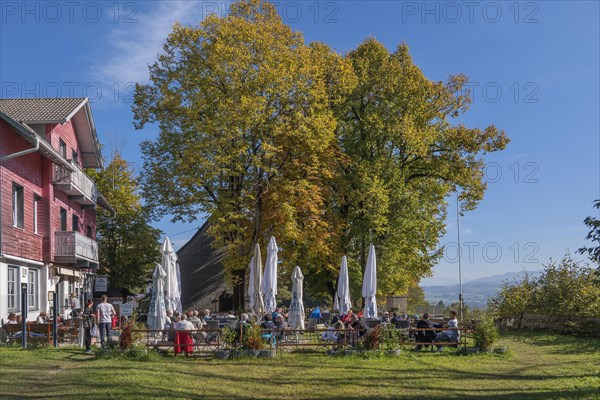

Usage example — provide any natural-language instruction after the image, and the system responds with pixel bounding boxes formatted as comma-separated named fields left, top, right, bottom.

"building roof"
left=0, top=98, right=102, bottom=168
left=0, top=98, right=86, bottom=124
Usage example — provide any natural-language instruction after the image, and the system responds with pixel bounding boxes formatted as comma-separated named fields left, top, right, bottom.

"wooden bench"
left=2, top=323, right=52, bottom=346
left=404, top=327, right=469, bottom=350
left=3, top=324, right=22, bottom=343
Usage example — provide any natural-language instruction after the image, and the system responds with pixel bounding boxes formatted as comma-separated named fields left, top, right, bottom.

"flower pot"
left=258, top=349, right=276, bottom=358
left=464, top=347, right=480, bottom=354
left=214, top=350, right=231, bottom=359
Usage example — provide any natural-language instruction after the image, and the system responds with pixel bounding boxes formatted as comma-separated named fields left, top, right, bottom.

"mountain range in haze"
left=421, top=270, right=542, bottom=309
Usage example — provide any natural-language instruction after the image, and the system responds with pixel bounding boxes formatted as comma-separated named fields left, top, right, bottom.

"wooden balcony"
left=53, top=162, right=97, bottom=205
left=54, top=231, right=99, bottom=269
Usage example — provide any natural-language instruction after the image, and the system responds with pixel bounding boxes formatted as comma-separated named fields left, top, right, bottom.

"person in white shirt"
left=435, top=310, right=460, bottom=352
left=175, top=314, right=194, bottom=330
left=96, top=295, right=116, bottom=348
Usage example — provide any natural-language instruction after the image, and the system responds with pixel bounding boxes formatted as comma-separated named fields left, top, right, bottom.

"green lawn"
left=0, top=331, right=598, bottom=400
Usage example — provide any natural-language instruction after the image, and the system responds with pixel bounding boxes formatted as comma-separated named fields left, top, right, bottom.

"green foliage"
left=241, top=324, right=267, bottom=350
left=220, top=326, right=237, bottom=349
left=133, top=0, right=509, bottom=305
left=1, top=332, right=600, bottom=399
left=473, top=319, right=499, bottom=349
left=338, top=38, right=508, bottom=298
left=488, top=255, right=600, bottom=319
left=578, top=199, right=600, bottom=267
left=87, top=152, right=161, bottom=292
left=381, top=324, right=402, bottom=350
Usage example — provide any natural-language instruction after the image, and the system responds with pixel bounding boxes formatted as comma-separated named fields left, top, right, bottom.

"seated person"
left=380, top=311, right=390, bottom=323
left=273, top=314, right=288, bottom=340
left=187, top=310, right=203, bottom=329
left=36, top=312, right=49, bottom=324
left=261, top=314, right=275, bottom=330
left=322, top=320, right=344, bottom=342
left=235, top=313, right=252, bottom=341
left=435, top=310, right=460, bottom=351
left=340, top=310, right=353, bottom=324
left=414, top=313, right=436, bottom=350
left=6, top=313, right=19, bottom=324
left=173, top=314, right=194, bottom=356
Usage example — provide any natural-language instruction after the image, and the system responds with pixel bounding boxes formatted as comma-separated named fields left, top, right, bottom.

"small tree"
left=578, top=199, right=600, bottom=268
left=488, top=273, right=537, bottom=328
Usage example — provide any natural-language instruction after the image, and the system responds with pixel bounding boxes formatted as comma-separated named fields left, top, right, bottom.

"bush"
left=473, top=319, right=499, bottom=349
left=119, top=318, right=144, bottom=350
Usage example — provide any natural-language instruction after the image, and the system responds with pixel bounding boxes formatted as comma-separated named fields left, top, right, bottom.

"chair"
left=396, top=320, right=410, bottom=329
left=226, top=318, right=238, bottom=329
left=306, top=318, right=318, bottom=329
left=366, top=319, right=380, bottom=328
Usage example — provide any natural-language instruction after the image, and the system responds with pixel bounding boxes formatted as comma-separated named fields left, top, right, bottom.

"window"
left=87, top=225, right=93, bottom=238
left=7, top=267, right=17, bottom=310
left=28, top=269, right=38, bottom=310
left=72, top=214, right=79, bottom=232
left=72, top=150, right=79, bottom=165
left=59, top=139, right=67, bottom=158
left=33, top=194, right=41, bottom=234
left=60, top=208, right=67, bottom=231
left=12, top=183, right=24, bottom=229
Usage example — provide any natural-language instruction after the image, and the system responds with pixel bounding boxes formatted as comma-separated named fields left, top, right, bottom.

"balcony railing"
left=53, top=163, right=97, bottom=204
left=54, top=231, right=99, bottom=267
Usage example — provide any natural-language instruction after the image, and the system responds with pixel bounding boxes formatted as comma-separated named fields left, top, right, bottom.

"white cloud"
left=92, top=1, right=226, bottom=86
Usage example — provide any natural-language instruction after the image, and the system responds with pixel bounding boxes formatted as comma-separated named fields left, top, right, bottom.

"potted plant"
left=215, top=326, right=236, bottom=359
left=473, top=318, right=499, bottom=352
left=242, top=324, right=274, bottom=357
left=381, top=325, right=402, bottom=355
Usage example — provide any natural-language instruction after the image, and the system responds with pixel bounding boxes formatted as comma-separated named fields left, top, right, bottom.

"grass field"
left=0, top=331, right=598, bottom=400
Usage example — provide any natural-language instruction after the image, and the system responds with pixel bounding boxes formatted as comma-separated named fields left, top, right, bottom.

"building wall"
left=0, top=120, right=44, bottom=262
left=177, top=223, right=233, bottom=313
left=0, top=119, right=97, bottom=321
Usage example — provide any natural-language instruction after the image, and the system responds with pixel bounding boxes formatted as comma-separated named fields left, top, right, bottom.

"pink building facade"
left=0, top=98, right=112, bottom=321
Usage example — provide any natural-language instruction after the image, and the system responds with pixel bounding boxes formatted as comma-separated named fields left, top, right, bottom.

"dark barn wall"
left=177, top=222, right=232, bottom=312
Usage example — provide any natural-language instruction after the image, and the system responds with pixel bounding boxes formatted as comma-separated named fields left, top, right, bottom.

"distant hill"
left=422, top=270, right=542, bottom=309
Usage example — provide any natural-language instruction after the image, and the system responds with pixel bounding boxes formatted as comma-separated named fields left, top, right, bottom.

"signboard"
left=95, top=276, right=108, bottom=292
left=121, top=303, right=134, bottom=316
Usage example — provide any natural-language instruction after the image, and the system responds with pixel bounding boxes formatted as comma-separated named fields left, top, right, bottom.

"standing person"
left=82, top=299, right=96, bottom=354
left=96, top=295, right=116, bottom=349
left=70, top=293, right=81, bottom=316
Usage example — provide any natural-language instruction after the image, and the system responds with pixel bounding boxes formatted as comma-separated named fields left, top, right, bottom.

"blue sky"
left=1, top=1, right=598, bottom=285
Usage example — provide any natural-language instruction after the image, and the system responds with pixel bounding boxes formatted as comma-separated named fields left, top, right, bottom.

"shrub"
left=473, top=319, right=499, bottom=349
left=119, top=318, right=144, bottom=350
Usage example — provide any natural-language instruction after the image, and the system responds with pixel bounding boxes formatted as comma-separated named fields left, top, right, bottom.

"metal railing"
left=53, top=162, right=97, bottom=203
left=55, top=231, right=99, bottom=264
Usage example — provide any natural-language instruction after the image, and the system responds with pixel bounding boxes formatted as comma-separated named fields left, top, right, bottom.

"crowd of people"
left=157, top=305, right=461, bottom=353
left=5, top=295, right=460, bottom=354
